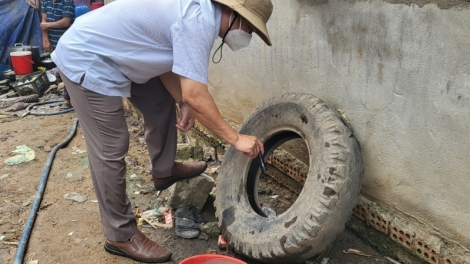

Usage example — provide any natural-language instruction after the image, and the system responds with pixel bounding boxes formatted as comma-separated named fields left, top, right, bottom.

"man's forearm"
left=46, top=17, right=72, bottom=29
left=42, top=30, right=49, bottom=41
left=41, top=13, right=49, bottom=39
left=180, top=77, right=239, bottom=145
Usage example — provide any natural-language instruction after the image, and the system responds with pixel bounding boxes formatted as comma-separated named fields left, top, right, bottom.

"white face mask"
left=224, top=13, right=252, bottom=51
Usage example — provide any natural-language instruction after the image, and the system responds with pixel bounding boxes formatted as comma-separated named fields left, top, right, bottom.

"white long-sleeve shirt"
left=52, top=0, right=222, bottom=97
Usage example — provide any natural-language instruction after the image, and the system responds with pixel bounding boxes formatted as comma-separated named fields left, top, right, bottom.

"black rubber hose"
left=14, top=119, right=79, bottom=264
left=24, top=100, right=74, bottom=116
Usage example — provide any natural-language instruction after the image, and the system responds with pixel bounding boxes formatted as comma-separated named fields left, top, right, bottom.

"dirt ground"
left=0, top=105, right=393, bottom=264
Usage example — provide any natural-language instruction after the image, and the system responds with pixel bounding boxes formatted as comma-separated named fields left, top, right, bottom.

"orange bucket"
left=180, top=254, right=247, bottom=264
left=10, top=51, right=33, bottom=75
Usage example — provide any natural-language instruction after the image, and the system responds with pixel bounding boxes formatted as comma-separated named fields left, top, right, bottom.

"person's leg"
left=63, top=87, right=70, bottom=104
left=61, top=87, right=72, bottom=109
left=129, top=77, right=207, bottom=190
left=60, top=73, right=135, bottom=241
left=129, top=77, right=177, bottom=177
left=60, top=72, right=171, bottom=262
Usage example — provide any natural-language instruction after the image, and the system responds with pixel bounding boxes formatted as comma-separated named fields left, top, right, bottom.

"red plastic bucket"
left=180, top=254, right=247, bottom=264
left=10, top=51, right=33, bottom=75
left=91, top=2, right=103, bottom=9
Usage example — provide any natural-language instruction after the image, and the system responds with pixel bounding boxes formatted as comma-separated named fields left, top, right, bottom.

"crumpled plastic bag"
left=4, top=145, right=36, bottom=165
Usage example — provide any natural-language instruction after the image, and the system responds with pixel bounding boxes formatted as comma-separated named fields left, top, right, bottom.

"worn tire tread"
left=215, top=93, right=363, bottom=263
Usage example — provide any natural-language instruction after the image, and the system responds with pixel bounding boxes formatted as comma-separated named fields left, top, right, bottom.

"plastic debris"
left=0, top=174, right=10, bottom=180
left=25, top=261, right=38, bottom=264
left=4, top=145, right=35, bottom=165
left=141, top=215, right=172, bottom=229
left=138, top=207, right=173, bottom=229
left=218, top=235, right=228, bottom=249
left=0, top=235, right=5, bottom=241
left=142, top=209, right=160, bottom=218
left=63, top=192, right=87, bottom=203
left=164, top=210, right=173, bottom=224
left=261, top=205, right=276, bottom=219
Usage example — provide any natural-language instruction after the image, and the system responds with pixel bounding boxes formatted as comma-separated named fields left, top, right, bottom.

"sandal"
left=175, top=206, right=204, bottom=223
left=175, top=217, right=200, bottom=239
left=174, top=206, right=204, bottom=239
left=60, top=103, right=73, bottom=110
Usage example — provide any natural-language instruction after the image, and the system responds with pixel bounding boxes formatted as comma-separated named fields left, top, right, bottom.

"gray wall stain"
left=384, top=0, right=470, bottom=9
left=298, top=0, right=470, bottom=9
left=208, top=0, right=470, bottom=250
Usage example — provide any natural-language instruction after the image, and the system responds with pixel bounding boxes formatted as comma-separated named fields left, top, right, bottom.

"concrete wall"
left=208, top=0, right=470, bottom=250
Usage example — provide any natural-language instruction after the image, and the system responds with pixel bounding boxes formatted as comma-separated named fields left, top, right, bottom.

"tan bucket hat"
left=212, top=0, right=273, bottom=46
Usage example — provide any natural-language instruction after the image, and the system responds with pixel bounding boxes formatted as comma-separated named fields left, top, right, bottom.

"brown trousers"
left=60, top=72, right=176, bottom=241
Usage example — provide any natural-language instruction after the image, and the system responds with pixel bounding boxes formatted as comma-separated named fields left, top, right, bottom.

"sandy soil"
left=0, top=109, right=390, bottom=264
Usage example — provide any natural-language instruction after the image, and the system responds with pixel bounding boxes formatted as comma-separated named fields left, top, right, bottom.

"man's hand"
left=179, top=77, right=264, bottom=159
left=40, top=22, right=50, bottom=30
left=43, top=39, right=52, bottom=52
left=176, top=102, right=195, bottom=132
left=232, top=134, right=264, bottom=159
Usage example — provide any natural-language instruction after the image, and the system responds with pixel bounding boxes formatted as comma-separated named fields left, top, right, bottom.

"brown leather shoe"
left=104, top=230, right=171, bottom=263
left=154, top=161, right=207, bottom=190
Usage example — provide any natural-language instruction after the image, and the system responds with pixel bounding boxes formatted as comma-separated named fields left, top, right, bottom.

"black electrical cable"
left=24, top=100, right=74, bottom=116
left=14, top=119, right=79, bottom=264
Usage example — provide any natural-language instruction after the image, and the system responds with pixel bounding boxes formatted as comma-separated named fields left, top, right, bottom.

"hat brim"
left=213, top=0, right=272, bottom=46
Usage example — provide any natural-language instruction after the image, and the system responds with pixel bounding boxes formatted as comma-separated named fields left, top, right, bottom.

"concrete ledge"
left=353, top=196, right=470, bottom=264
left=347, top=216, right=427, bottom=264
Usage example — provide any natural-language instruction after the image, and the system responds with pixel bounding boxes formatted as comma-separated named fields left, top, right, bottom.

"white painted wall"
left=208, top=0, right=470, bottom=248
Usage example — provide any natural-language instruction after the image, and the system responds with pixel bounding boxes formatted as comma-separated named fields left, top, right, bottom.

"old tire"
left=215, top=93, right=363, bottom=263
